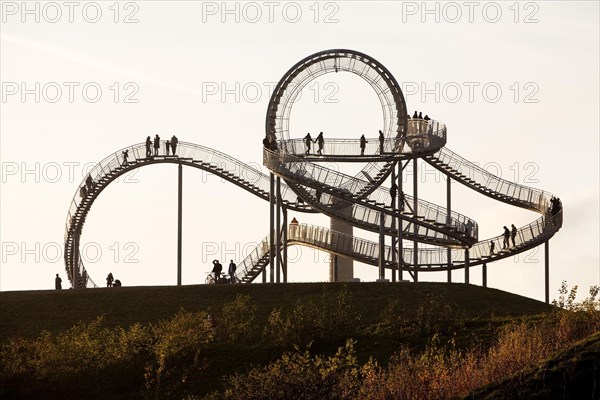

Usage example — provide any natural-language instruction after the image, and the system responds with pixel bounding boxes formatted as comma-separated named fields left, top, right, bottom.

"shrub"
left=214, top=294, right=257, bottom=342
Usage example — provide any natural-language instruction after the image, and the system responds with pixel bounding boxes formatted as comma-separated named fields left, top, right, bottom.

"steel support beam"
left=447, top=175, right=452, bottom=283
left=268, top=173, right=275, bottom=283
left=482, top=262, right=487, bottom=288
left=177, top=163, right=183, bottom=286
left=282, top=207, right=288, bottom=283
left=379, top=213, right=385, bottom=280
left=276, top=177, right=281, bottom=283
left=545, top=240, right=550, bottom=303
left=413, top=158, right=419, bottom=282
left=391, top=167, right=396, bottom=282
left=398, top=161, right=406, bottom=281
left=465, top=248, right=470, bottom=284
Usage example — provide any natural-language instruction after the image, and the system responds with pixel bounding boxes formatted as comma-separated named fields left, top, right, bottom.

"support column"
left=269, top=173, right=275, bottom=283
left=482, top=263, right=487, bottom=288
left=378, top=213, right=385, bottom=280
left=282, top=207, right=288, bottom=283
left=398, top=161, right=404, bottom=281
left=545, top=240, right=549, bottom=303
left=177, top=163, right=182, bottom=286
left=276, top=177, right=282, bottom=283
left=391, top=167, right=396, bottom=282
left=464, top=248, right=470, bottom=284
left=447, top=175, right=452, bottom=283
left=73, top=234, right=80, bottom=289
left=413, top=158, right=419, bottom=282
left=333, top=255, right=339, bottom=282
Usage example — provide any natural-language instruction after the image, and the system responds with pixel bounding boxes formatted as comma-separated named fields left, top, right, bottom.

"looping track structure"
left=63, top=49, right=562, bottom=300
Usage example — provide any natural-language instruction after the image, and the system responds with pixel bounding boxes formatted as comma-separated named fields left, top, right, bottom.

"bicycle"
left=205, top=272, right=231, bottom=285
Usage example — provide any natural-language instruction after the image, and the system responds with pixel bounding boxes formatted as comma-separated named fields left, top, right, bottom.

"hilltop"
left=3, top=282, right=597, bottom=400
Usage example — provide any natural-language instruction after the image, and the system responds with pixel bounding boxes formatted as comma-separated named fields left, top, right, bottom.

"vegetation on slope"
left=0, top=282, right=597, bottom=400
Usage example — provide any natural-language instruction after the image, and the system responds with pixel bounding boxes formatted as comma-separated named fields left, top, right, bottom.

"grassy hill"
left=0, top=282, right=550, bottom=341
left=3, top=282, right=594, bottom=400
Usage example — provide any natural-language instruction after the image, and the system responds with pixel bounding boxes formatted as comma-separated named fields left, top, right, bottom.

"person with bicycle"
left=212, top=260, right=223, bottom=281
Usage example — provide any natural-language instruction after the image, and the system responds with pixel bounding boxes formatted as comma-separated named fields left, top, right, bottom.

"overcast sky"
left=1, top=1, right=598, bottom=302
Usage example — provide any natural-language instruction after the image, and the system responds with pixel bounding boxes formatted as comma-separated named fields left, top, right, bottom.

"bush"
left=206, top=340, right=362, bottom=400
left=144, top=309, right=215, bottom=397
left=214, top=294, right=257, bottom=342
left=263, top=285, right=360, bottom=348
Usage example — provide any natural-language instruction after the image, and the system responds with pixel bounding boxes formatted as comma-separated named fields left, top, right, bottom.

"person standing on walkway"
left=304, top=133, right=313, bottom=155
left=489, top=241, right=495, bottom=256
left=55, top=274, right=62, bottom=290
left=378, top=130, right=385, bottom=154
left=145, top=136, right=152, bottom=158
left=153, top=134, right=160, bottom=156
left=511, top=224, right=518, bottom=247
left=502, top=226, right=510, bottom=249
left=106, top=272, right=114, bottom=287
left=165, top=140, right=171, bottom=155
left=360, top=134, right=368, bottom=155
left=171, top=135, right=179, bottom=155
left=315, top=132, right=324, bottom=155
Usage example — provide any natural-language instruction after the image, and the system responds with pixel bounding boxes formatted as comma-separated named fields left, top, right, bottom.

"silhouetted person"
left=389, top=182, right=397, bottom=207
left=412, top=111, right=418, bottom=119
left=55, top=273, right=62, bottom=290
left=315, top=132, right=324, bottom=155
left=122, top=149, right=129, bottom=165
left=550, top=196, right=562, bottom=216
left=418, top=111, right=423, bottom=119
left=315, top=190, right=321, bottom=202
left=165, top=141, right=171, bottom=155
left=171, top=135, right=178, bottom=155
left=153, top=135, right=160, bottom=156
left=145, top=136, right=152, bottom=158
left=269, top=137, right=278, bottom=151
left=502, top=226, right=510, bottom=249
left=212, top=260, right=223, bottom=281
left=489, top=241, right=495, bottom=255
left=466, top=220, right=474, bottom=237
left=399, top=191, right=405, bottom=211
left=423, top=114, right=432, bottom=134
left=290, top=217, right=299, bottom=225
left=106, top=272, right=114, bottom=287
left=304, top=133, right=312, bottom=155
left=511, top=224, right=517, bottom=247
left=228, top=260, right=237, bottom=283
left=360, top=134, right=368, bottom=155
left=379, top=130, right=385, bottom=154
left=113, top=279, right=122, bottom=287
left=85, top=175, right=93, bottom=192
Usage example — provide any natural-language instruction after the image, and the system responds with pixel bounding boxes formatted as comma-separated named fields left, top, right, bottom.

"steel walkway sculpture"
left=63, top=49, right=562, bottom=301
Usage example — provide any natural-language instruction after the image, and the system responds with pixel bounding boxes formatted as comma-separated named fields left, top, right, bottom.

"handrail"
left=64, top=141, right=324, bottom=288
left=263, top=129, right=478, bottom=245
left=428, top=147, right=549, bottom=211
left=277, top=120, right=446, bottom=158
left=234, top=210, right=563, bottom=283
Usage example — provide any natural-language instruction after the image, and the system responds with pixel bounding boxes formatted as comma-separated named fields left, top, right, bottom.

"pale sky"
left=1, top=1, right=598, bottom=302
